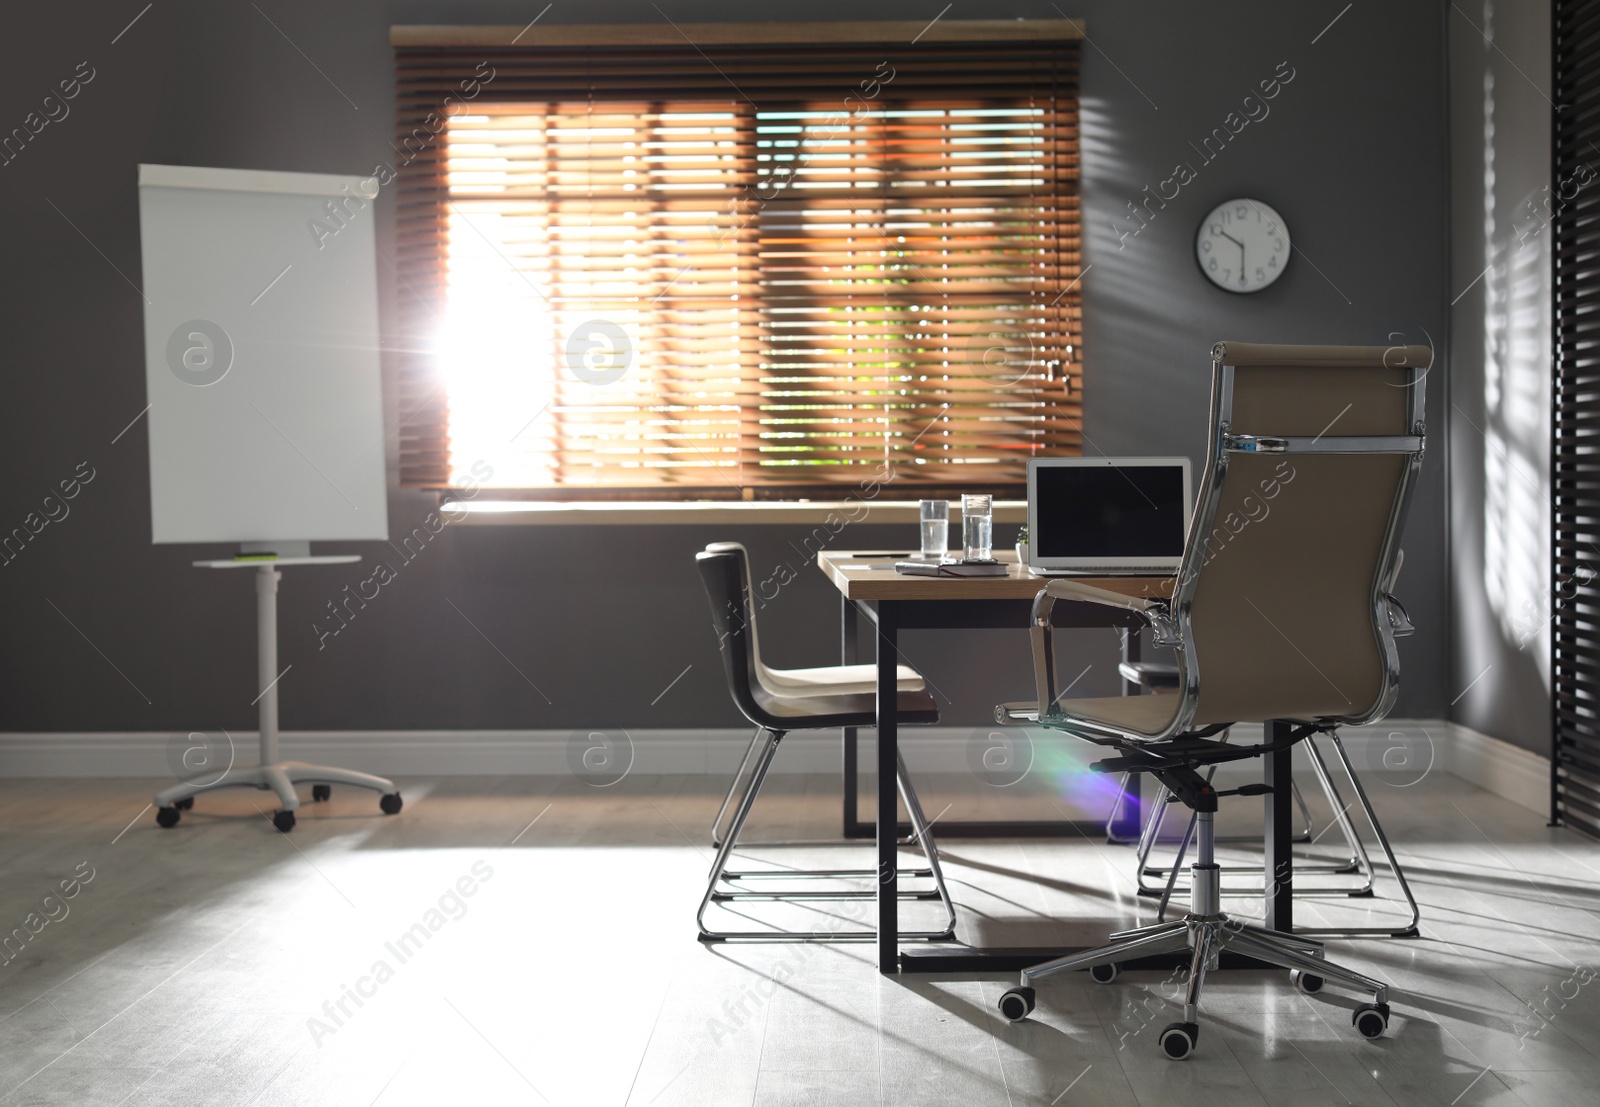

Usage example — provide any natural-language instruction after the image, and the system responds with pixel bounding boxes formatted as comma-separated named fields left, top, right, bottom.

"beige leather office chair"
left=996, top=341, right=1428, bottom=1058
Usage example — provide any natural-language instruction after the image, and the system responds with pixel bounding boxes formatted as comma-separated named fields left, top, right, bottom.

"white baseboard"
left=1441, top=721, right=1549, bottom=816
left=0, top=728, right=1058, bottom=779
left=0, top=729, right=764, bottom=780
left=0, top=719, right=1550, bottom=816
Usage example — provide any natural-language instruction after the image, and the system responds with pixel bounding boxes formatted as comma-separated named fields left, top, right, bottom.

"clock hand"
left=1218, top=230, right=1244, bottom=249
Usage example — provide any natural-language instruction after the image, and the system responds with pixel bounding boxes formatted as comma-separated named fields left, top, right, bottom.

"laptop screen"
left=1033, top=462, right=1188, bottom=560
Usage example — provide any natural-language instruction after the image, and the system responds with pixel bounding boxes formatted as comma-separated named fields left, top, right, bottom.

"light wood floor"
left=0, top=766, right=1595, bottom=1106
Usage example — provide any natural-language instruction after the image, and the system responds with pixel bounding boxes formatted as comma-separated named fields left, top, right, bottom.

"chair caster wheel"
left=998, top=987, right=1036, bottom=1022
left=379, top=793, right=403, bottom=815
left=273, top=810, right=296, bottom=833
left=1159, top=1021, right=1199, bottom=1059
left=1291, top=969, right=1324, bottom=994
left=156, top=806, right=181, bottom=828
left=174, top=797, right=194, bottom=811
left=312, top=785, right=331, bottom=802
left=1352, top=1002, right=1390, bottom=1040
left=1090, top=963, right=1120, bottom=984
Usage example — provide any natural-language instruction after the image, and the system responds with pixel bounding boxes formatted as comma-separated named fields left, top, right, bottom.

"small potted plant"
left=1015, top=524, right=1029, bottom=565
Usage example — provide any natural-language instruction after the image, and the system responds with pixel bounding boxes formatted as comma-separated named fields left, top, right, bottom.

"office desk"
left=829, top=552, right=1155, bottom=842
left=816, top=550, right=1299, bottom=975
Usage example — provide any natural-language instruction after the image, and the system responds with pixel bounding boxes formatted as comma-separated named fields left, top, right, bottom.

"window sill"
left=440, top=499, right=1028, bottom=527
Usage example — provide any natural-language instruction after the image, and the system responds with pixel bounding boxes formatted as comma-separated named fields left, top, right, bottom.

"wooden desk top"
left=816, top=550, right=1174, bottom=602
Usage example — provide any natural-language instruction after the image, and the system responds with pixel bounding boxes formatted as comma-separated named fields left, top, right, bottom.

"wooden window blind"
left=1552, top=0, right=1600, bottom=838
left=392, top=23, right=1082, bottom=497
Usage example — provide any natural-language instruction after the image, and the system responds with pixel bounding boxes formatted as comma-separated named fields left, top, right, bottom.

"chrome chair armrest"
left=1028, top=581, right=1182, bottom=721
left=1383, top=594, right=1414, bottom=637
left=996, top=701, right=1040, bottom=724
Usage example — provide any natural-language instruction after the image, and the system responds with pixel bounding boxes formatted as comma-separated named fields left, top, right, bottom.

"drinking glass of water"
left=961, top=493, right=994, bottom=561
left=919, top=499, right=950, bottom=560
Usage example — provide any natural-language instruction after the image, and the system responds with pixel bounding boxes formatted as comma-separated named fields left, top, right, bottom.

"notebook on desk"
left=894, top=559, right=1008, bottom=578
left=1027, top=457, right=1191, bottom=576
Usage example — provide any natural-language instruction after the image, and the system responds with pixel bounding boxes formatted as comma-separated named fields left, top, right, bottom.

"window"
left=393, top=22, right=1082, bottom=499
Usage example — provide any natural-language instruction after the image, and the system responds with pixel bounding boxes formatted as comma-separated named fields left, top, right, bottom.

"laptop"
left=1027, top=457, right=1192, bottom=575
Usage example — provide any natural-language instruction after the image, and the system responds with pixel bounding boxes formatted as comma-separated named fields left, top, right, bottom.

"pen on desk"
left=842, top=552, right=916, bottom=559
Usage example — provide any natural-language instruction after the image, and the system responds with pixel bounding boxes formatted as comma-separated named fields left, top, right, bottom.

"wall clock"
left=1195, top=198, right=1290, bottom=293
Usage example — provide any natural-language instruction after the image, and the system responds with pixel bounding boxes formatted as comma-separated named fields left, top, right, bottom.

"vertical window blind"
left=392, top=23, right=1083, bottom=498
left=1553, top=0, right=1600, bottom=839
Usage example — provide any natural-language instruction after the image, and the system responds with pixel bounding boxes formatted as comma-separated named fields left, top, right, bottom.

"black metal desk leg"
left=876, top=601, right=900, bottom=974
left=1265, top=719, right=1294, bottom=932
left=842, top=594, right=859, bottom=838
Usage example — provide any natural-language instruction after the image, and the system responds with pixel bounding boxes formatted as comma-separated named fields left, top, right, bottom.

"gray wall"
left=0, top=0, right=1450, bottom=736
left=1447, top=0, right=1552, bottom=756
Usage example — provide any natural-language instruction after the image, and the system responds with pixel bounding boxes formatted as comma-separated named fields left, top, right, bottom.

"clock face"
left=1195, top=198, right=1290, bottom=293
